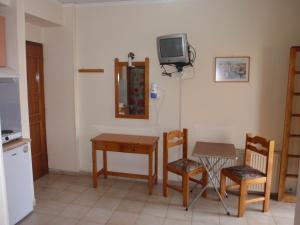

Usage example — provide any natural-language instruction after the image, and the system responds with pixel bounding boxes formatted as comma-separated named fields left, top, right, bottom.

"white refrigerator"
left=3, top=143, right=34, bottom=225
left=0, top=122, right=9, bottom=225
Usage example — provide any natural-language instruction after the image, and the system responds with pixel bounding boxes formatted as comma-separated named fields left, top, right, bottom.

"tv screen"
left=157, top=33, right=190, bottom=65
left=160, top=38, right=184, bottom=58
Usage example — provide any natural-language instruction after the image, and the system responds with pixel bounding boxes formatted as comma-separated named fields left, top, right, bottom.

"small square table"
left=188, top=141, right=237, bottom=214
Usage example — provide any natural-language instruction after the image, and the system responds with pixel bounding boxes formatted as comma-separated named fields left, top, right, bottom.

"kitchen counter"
left=3, top=139, right=31, bottom=152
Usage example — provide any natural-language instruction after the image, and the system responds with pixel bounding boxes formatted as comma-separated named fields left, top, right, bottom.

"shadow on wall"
left=258, top=45, right=289, bottom=147
left=258, top=45, right=290, bottom=192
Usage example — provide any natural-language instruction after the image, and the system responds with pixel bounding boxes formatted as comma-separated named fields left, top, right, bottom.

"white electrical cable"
left=179, top=73, right=182, bottom=130
left=176, top=73, right=183, bottom=182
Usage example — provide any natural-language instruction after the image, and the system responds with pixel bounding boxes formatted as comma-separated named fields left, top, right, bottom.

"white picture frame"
left=215, top=57, right=250, bottom=82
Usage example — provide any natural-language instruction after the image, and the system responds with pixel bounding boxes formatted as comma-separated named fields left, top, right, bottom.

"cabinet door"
left=0, top=16, right=5, bottom=67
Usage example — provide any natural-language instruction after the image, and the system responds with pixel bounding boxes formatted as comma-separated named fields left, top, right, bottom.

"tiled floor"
left=18, top=173, right=296, bottom=225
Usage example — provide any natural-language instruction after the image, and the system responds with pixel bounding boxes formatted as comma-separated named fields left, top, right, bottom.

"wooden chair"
left=163, top=128, right=208, bottom=208
left=220, top=134, right=275, bottom=217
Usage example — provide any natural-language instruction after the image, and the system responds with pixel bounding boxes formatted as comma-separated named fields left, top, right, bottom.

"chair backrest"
left=163, top=128, right=188, bottom=162
left=244, top=133, right=275, bottom=178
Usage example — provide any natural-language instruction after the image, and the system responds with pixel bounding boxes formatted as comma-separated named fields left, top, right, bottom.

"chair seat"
left=168, top=158, right=203, bottom=173
left=223, top=165, right=265, bottom=180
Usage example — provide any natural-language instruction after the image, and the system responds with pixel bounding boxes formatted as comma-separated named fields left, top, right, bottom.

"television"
left=157, top=33, right=190, bottom=66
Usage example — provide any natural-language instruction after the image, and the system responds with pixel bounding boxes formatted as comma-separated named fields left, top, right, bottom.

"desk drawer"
left=134, top=145, right=149, bottom=154
left=120, top=144, right=134, bottom=152
left=119, top=144, right=149, bottom=154
left=104, top=142, right=120, bottom=151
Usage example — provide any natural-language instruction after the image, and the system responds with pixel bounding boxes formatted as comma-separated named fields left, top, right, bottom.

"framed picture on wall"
left=215, top=56, right=250, bottom=82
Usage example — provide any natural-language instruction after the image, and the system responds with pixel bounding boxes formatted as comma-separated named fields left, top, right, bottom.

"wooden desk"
left=91, top=133, right=159, bottom=194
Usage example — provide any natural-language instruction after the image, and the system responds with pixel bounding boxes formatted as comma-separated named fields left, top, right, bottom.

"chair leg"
left=183, top=174, right=189, bottom=208
left=163, top=169, right=168, bottom=197
left=238, top=181, right=247, bottom=217
left=263, top=181, right=271, bottom=212
left=220, top=172, right=226, bottom=199
left=202, top=170, right=208, bottom=198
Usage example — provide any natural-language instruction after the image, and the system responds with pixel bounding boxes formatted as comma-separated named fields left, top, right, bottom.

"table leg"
left=148, top=150, right=153, bottom=195
left=103, top=150, right=108, bottom=179
left=155, top=142, right=158, bottom=184
left=201, top=157, right=230, bottom=215
left=92, top=143, right=98, bottom=188
left=187, top=157, right=231, bottom=215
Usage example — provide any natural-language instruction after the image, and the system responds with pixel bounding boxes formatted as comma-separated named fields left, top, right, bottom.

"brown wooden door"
left=26, top=41, right=48, bottom=180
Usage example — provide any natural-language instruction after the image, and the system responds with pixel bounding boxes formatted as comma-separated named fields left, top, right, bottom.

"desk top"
left=193, top=141, right=236, bottom=159
left=91, top=133, right=159, bottom=146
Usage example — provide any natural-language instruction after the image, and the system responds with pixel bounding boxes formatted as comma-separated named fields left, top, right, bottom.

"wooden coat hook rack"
left=78, top=68, right=104, bottom=73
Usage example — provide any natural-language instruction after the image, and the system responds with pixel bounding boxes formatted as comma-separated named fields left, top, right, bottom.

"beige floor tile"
left=246, top=214, right=276, bottom=225
left=48, top=180, right=72, bottom=190
left=169, top=193, right=184, bottom=206
left=34, top=174, right=61, bottom=188
left=72, top=176, right=94, bottom=187
left=96, top=178, right=116, bottom=191
left=113, top=179, right=134, bottom=190
left=164, top=218, right=191, bottom=225
left=94, top=196, right=122, bottom=211
left=273, top=216, right=295, bottom=225
left=193, top=197, right=220, bottom=213
left=167, top=205, right=192, bottom=221
left=52, top=190, right=81, bottom=204
left=141, top=202, right=168, bottom=218
left=76, top=221, right=105, bottom=225
left=66, top=184, right=90, bottom=193
left=35, top=187, right=64, bottom=201
left=106, top=211, right=138, bottom=225
left=192, top=208, right=220, bottom=225
left=34, top=199, right=68, bottom=216
left=220, top=214, right=247, bottom=225
left=46, top=217, right=78, bottom=225
left=105, top=187, right=129, bottom=199
left=72, top=190, right=103, bottom=206
left=17, top=173, right=295, bottom=225
left=135, top=214, right=165, bottom=225
left=60, top=204, right=91, bottom=219
left=115, top=199, right=145, bottom=214
left=270, top=202, right=296, bottom=218
left=124, top=190, right=149, bottom=202
left=56, top=175, right=80, bottom=183
left=17, top=212, right=55, bottom=225
left=192, top=221, right=218, bottom=225
left=82, top=208, right=113, bottom=224
left=148, top=194, right=171, bottom=204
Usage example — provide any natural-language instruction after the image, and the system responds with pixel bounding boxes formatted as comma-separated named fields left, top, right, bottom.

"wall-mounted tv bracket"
left=161, top=44, right=196, bottom=77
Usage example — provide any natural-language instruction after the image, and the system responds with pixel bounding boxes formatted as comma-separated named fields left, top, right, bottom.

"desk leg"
left=92, top=143, right=98, bottom=188
left=103, top=150, right=108, bottom=179
left=155, top=143, right=158, bottom=184
left=148, top=150, right=153, bottom=195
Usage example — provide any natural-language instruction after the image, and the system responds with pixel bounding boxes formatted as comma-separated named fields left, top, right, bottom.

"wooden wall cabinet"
left=0, top=16, right=6, bottom=67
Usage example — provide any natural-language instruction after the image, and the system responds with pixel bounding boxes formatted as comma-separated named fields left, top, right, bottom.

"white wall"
left=0, top=0, right=9, bottom=7
left=43, top=6, right=78, bottom=172
left=74, top=0, right=300, bottom=180
left=24, top=0, right=62, bottom=26
left=25, top=22, right=43, bottom=43
left=295, top=164, right=300, bottom=224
